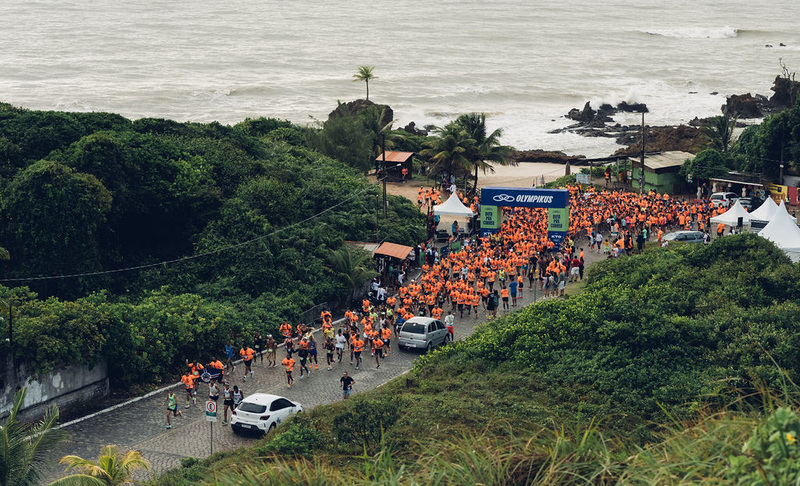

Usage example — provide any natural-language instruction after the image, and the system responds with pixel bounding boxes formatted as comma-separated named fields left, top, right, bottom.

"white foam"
left=644, top=26, right=738, bottom=39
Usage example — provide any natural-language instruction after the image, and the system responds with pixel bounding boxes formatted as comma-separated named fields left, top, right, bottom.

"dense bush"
left=0, top=105, right=426, bottom=386
left=420, top=234, right=800, bottom=430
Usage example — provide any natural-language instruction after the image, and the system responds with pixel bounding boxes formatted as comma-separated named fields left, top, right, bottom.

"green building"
left=630, top=151, right=693, bottom=194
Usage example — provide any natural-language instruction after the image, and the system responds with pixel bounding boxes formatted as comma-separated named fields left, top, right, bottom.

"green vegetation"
left=150, top=234, right=800, bottom=484
left=0, top=388, right=65, bottom=486
left=49, top=445, right=150, bottom=486
left=352, top=66, right=377, bottom=102
left=0, top=104, right=426, bottom=387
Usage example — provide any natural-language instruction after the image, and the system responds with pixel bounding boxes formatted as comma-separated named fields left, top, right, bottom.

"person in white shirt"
left=444, top=311, right=455, bottom=343
left=335, top=329, right=347, bottom=363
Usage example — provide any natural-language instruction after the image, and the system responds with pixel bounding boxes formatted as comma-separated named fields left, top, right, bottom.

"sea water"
left=1, top=0, right=798, bottom=157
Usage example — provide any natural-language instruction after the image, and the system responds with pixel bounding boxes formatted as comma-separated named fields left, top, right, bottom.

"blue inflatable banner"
left=480, top=187, right=569, bottom=208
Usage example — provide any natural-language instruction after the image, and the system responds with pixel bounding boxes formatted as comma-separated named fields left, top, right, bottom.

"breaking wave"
left=644, top=26, right=738, bottom=39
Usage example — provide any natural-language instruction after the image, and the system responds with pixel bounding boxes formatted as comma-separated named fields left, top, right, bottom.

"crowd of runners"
left=167, top=184, right=742, bottom=429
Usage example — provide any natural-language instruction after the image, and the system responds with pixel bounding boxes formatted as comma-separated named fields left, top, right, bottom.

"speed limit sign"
left=205, top=400, right=217, bottom=422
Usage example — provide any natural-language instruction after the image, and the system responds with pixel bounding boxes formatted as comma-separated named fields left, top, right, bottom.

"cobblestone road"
left=42, top=249, right=605, bottom=482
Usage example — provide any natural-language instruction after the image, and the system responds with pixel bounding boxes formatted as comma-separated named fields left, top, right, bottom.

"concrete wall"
left=0, top=354, right=109, bottom=422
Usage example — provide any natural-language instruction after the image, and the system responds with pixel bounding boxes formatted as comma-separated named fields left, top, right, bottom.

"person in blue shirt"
left=224, top=341, right=235, bottom=372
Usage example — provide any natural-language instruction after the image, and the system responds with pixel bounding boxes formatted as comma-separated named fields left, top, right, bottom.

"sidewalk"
left=42, top=249, right=605, bottom=482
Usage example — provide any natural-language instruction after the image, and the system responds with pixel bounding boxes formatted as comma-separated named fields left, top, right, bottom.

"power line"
left=0, top=171, right=397, bottom=284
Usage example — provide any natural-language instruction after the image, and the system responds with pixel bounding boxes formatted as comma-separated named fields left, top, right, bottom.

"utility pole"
left=780, top=123, right=785, bottom=185
left=376, top=194, right=380, bottom=243
left=381, top=135, right=387, bottom=218
left=639, top=112, right=646, bottom=194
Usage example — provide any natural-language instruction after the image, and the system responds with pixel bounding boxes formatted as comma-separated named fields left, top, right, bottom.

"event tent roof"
left=433, top=194, right=474, bottom=217
left=758, top=203, right=800, bottom=262
left=374, top=242, right=413, bottom=260
left=777, top=200, right=798, bottom=223
left=709, top=199, right=751, bottom=226
left=748, top=197, right=778, bottom=222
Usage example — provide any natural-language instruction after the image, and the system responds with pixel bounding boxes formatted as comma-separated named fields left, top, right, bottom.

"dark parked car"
left=737, top=196, right=762, bottom=212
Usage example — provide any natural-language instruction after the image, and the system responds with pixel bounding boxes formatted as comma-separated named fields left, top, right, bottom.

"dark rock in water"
left=766, top=44, right=773, bottom=48
left=769, top=75, right=800, bottom=109
left=724, top=93, right=763, bottom=118
left=402, top=121, right=427, bottom=136
left=688, top=116, right=703, bottom=126
left=599, top=103, right=614, bottom=112
left=328, top=99, right=393, bottom=127
left=688, top=91, right=698, bottom=94
left=566, top=102, right=613, bottom=126
left=780, top=43, right=786, bottom=47
left=616, top=101, right=649, bottom=113
left=424, top=124, right=436, bottom=132
left=510, top=149, right=585, bottom=164
left=710, top=92, right=719, bottom=95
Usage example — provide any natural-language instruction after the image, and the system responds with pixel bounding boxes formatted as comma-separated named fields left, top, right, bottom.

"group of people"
left=165, top=184, right=741, bottom=430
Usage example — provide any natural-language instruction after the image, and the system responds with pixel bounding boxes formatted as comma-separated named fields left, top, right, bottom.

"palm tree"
left=455, top=113, right=514, bottom=193
left=352, top=66, right=377, bottom=101
left=49, top=445, right=150, bottom=486
left=420, top=123, right=476, bottom=184
left=703, top=114, right=738, bottom=154
left=328, top=246, right=378, bottom=300
left=0, top=388, right=65, bottom=486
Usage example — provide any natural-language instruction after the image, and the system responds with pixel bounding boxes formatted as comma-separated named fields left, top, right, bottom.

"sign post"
left=205, top=400, right=217, bottom=456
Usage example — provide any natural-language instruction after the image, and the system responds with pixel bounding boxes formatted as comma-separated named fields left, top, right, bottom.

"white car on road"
left=709, top=192, right=739, bottom=208
left=230, top=393, right=302, bottom=436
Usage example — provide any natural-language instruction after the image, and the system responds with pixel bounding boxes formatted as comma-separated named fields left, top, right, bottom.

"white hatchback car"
left=709, top=192, right=739, bottom=208
left=230, top=393, right=302, bottom=436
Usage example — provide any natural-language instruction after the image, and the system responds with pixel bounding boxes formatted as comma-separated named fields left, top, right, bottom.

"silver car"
left=398, top=316, right=448, bottom=352
left=663, top=230, right=704, bottom=243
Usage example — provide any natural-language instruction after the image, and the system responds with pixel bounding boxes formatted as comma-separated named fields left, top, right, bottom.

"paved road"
left=42, top=248, right=606, bottom=482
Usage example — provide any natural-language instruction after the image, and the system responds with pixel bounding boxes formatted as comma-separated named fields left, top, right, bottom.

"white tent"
left=748, top=197, right=778, bottom=222
left=758, top=203, right=800, bottom=262
left=433, top=194, right=474, bottom=217
left=710, top=199, right=751, bottom=226
left=777, top=200, right=798, bottom=223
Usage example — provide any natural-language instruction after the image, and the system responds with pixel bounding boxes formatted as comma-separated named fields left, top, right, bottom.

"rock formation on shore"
left=328, top=99, right=393, bottom=126
left=612, top=125, right=704, bottom=157
left=510, top=149, right=584, bottom=164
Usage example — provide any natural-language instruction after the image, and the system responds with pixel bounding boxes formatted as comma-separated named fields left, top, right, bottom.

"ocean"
left=1, top=0, right=799, bottom=157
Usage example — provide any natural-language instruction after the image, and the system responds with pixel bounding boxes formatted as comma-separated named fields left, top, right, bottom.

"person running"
left=509, top=279, right=518, bottom=307
left=444, top=311, right=455, bottom=343
left=335, top=329, right=347, bottom=363
left=308, top=333, right=319, bottom=370
left=352, top=336, right=365, bottom=370
left=325, top=337, right=335, bottom=370
left=297, top=338, right=310, bottom=379
left=265, top=334, right=277, bottom=367
left=207, top=357, right=225, bottom=383
left=501, top=286, right=510, bottom=310
left=221, top=382, right=233, bottom=426
left=340, top=372, right=355, bottom=399
left=253, top=332, right=264, bottom=364
left=224, top=341, right=235, bottom=372
left=165, top=390, right=182, bottom=429
left=208, top=380, right=219, bottom=403
left=284, top=335, right=295, bottom=359
left=372, top=336, right=384, bottom=368
left=380, top=324, right=392, bottom=357
left=240, top=345, right=255, bottom=381
left=180, top=372, right=196, bottom=408
left=280, top=321, right=293, bottom=340
left=232, top=385, right=244, bottom=410
left=282, top=355, right=295, bottom=388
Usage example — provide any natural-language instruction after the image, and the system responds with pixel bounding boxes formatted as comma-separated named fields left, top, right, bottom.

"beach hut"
left=376, top=151, right=414, bottom=181
left=630, top=151, right=693, bottom=194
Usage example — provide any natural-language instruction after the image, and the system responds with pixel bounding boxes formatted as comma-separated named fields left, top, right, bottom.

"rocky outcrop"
left=613, top=125, right=704, bottom=156
left=327, top=99, right=393, bottom=126
left=724, top=93, right=764, bottom=118
left=769, top=74, right=800, bottom=109
left=401, top=121, right=427, bottom=136
left=510, top=149, right=584, bottom=164
left=567, top=102, right=613, bottom=127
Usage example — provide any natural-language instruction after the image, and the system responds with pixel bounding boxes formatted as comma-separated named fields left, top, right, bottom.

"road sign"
left=205, top=400, right=217, bottom=422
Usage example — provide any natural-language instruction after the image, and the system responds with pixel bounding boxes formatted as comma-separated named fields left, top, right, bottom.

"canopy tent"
left=777, top=200, right=798, bottom=223
left=374, top=242, right=414, bottom=260
left=748, top=197, right=778, bottom=222
left=758, top=203, right=800, bottom=262
left=710, top=199, right=751, bottom=226
left=433, top=194, right=474, bottom=217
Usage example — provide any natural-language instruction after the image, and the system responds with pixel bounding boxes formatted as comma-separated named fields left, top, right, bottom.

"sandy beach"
left=374, top=161, right=571, bottom=202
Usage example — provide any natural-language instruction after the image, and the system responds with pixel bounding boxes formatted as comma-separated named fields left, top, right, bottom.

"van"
left=398, top=316, right=448, bottom=352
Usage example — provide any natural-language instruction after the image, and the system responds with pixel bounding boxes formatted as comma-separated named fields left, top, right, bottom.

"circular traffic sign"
left=206, top=400, right=216, bottom=413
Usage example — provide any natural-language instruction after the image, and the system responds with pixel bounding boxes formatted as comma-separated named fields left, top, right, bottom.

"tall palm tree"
left=455, top=113, right=513, bottom=192
left=420, top=123, right=476, bottom=184
left=49, top=445, right=150, bottom=486
left=352, top=66, right=377, bottom=101
left=0, top=388, right=65, bottom=486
